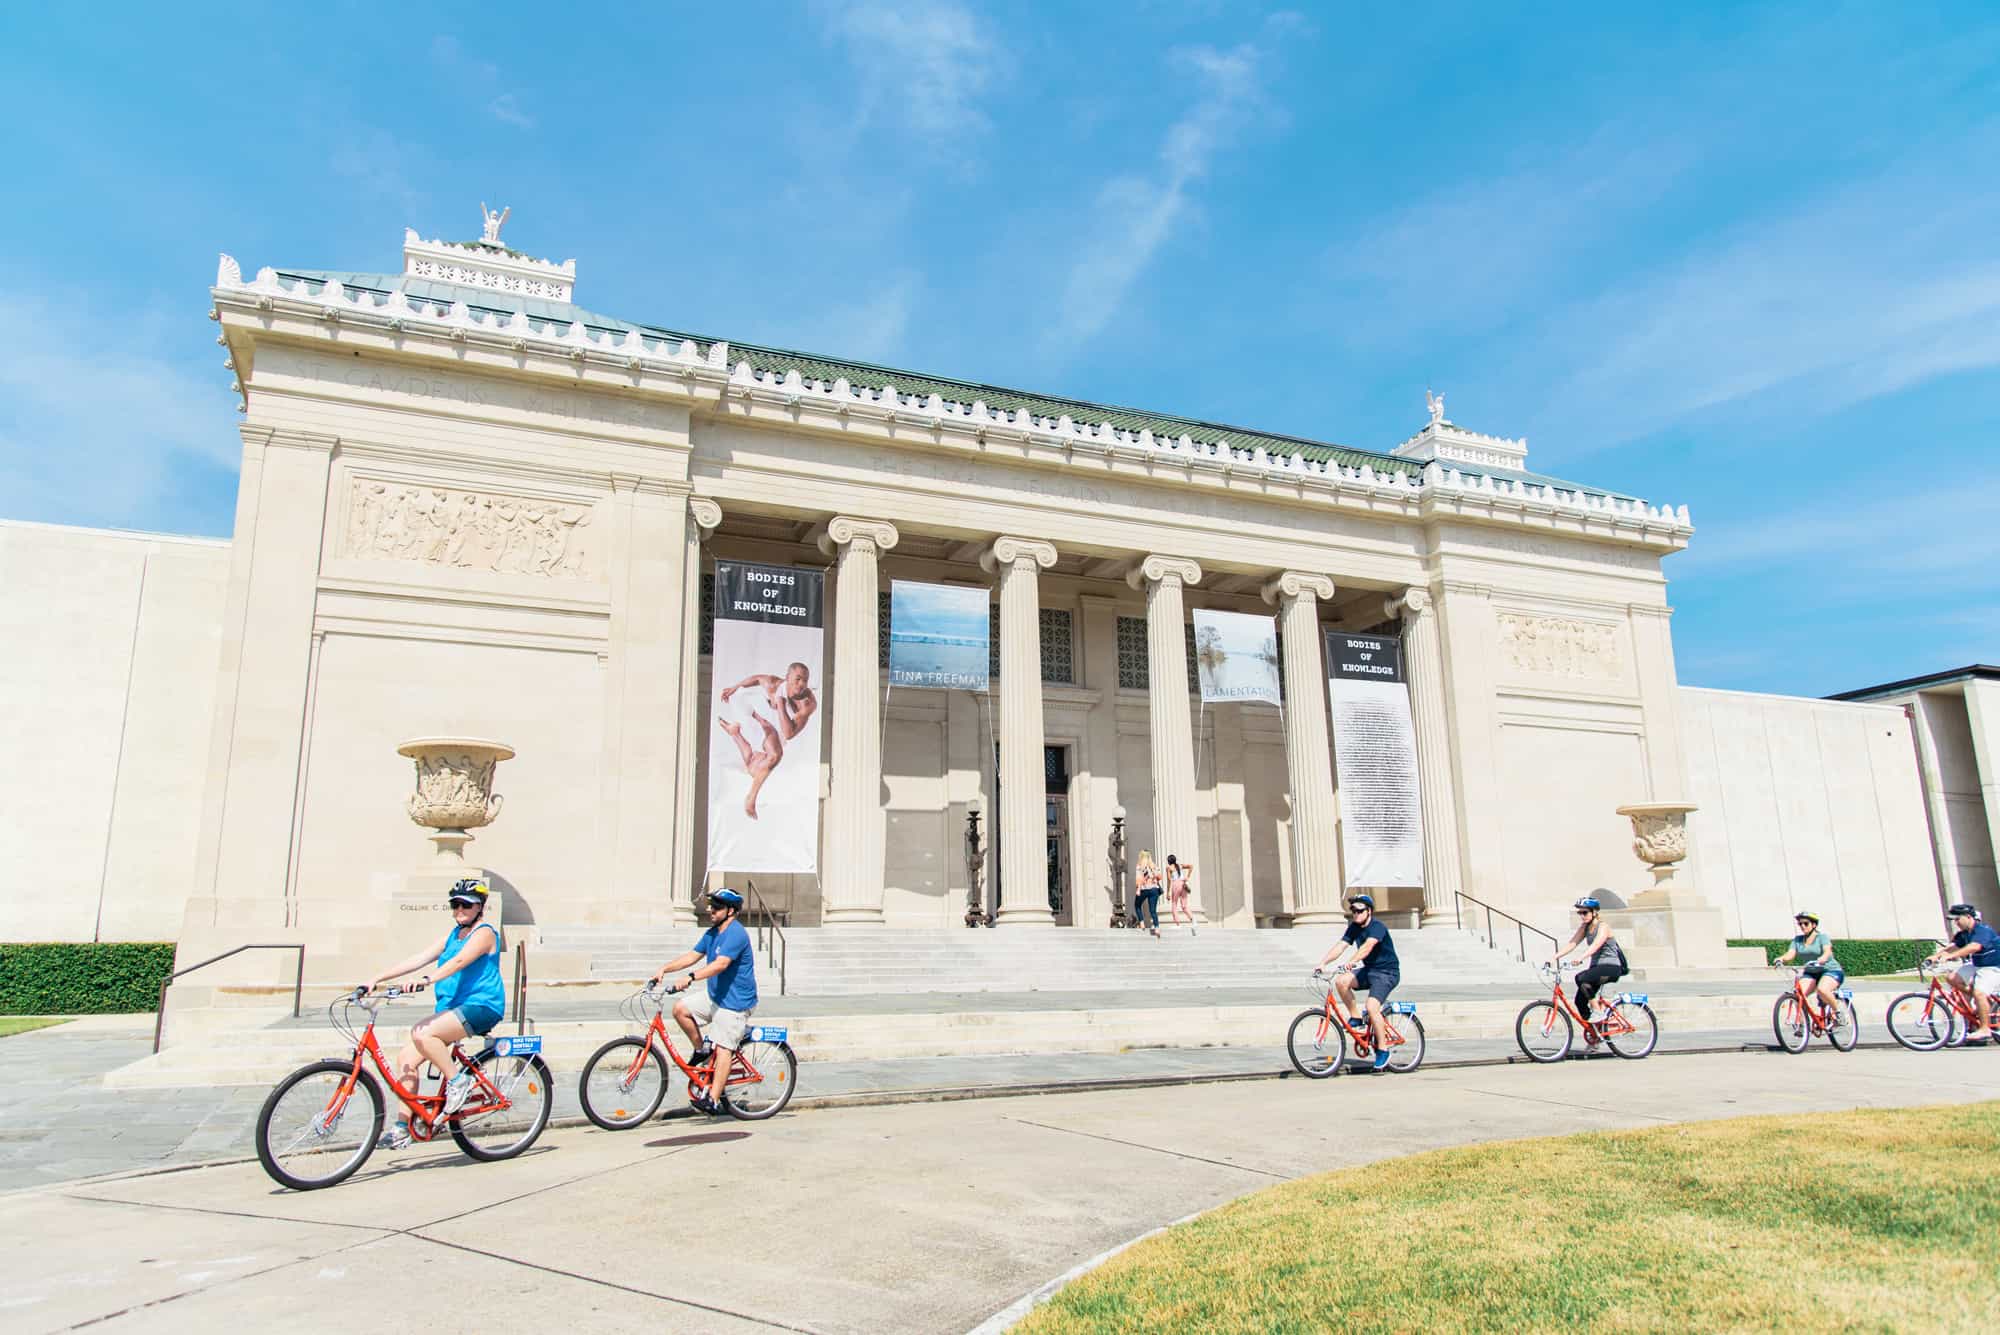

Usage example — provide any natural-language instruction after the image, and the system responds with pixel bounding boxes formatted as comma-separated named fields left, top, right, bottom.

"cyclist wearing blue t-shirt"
left=652, top=887, right=760, bottom=1113
left=1316, top=894, right=1401, bottom=1070
left=1930, top=904, right=2000, bottom=1043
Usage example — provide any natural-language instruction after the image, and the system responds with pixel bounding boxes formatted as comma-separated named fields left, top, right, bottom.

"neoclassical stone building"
left=125, top=214, right=1714, bottom=974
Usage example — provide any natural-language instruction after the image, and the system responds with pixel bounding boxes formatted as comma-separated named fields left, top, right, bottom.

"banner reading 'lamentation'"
left=1326, top=631, right=1424, bottom=889
left=1192, top=608, right=1281, bottom=705
left=706, top=561, right=825, bottom=874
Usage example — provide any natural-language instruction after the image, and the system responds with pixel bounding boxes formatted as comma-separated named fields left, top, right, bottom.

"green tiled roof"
left=275, top=268, right=1622, bottom=495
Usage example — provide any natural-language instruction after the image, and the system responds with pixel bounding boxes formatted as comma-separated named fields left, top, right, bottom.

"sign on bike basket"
left=493, top=1034, right=542, bottom=1057
left=746, top=1025, right=788, bottom=1044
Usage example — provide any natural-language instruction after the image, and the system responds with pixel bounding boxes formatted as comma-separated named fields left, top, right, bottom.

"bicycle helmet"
left=447, top=877, right=489, bottom=907
left=1793, top=910, right=1819, bottom=924
left=1948, top=903, right=1978, bottom=918
left=708, top=887, right=746, bottom=911
left=1346, top=894, right=1375, bottom=912
left=1573, top=897, right=1601, bottom=912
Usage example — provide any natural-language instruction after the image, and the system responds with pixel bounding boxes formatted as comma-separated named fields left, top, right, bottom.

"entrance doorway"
left=994, top=743, right=1075, bottom=924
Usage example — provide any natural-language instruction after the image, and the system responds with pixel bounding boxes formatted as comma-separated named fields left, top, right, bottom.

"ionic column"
left=1387, top=587, right=1464, bottom=921
left=815, top=517, right=899, bottom=924
left=981, top=536, right=1058, bottom=926
left=669, top=497, right=722, bottom=925
left=1262, top=571, right=1342, bottom=925
left=1128, top=555, right=1205, bottom=921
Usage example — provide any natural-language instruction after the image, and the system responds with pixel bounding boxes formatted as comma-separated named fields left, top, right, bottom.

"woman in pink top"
left=1165, top=854, right=1196, bottom=936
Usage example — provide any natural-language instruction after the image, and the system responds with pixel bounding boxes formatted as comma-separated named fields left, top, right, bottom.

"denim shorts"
left=1353, top=969, right=1399, bottom=1002
left=1802, top=965, right=1846, bottom=985
left=450, top=1003, right=504, bottom=1037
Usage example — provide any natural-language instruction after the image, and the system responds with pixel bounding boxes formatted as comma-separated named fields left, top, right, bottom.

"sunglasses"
left=1347, top=905, right=1371, bottom=914
left=447, top=898, right=480, bottom=909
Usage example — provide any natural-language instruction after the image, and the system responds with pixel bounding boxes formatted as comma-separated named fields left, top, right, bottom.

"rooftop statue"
left=1426, top=388, right=1446, bottom=426
left=479, top=202, right=510, bottom=246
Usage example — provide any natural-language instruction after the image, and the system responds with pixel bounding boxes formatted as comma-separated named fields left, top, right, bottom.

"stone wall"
left=0, top=521, right=228, bottom=942
left=1678, top=686, right=1941, bottom=939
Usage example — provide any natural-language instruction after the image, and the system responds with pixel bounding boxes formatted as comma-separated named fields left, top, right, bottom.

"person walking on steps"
left=1165, top=854, right=1197, bottom=936
left=650, top=887, right=760, bottom=1113
left=1133, top=850, right=1163, bottom=937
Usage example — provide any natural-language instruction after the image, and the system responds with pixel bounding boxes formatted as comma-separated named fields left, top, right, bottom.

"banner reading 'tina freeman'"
left=888, top=580, right=990, bottom=691
left=1326, top=630, right=1424, bottom=889
left=706, top=561, right=825, bottom=874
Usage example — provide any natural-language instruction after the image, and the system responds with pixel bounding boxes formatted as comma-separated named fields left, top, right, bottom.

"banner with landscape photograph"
left=888, top=580, right=990, bottom=691
left=1192, top=608, right=1282, bottom=705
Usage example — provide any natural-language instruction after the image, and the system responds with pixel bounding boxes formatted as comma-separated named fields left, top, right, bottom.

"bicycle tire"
left=1287, top=1008, right=1347, bottom=1078
left=1773, top=995, right=1810, bottom=1054
left=450, top=1051, right=553, bottom=1161
left=256, top=1059, right=383, bottom=1191
left=1603, top=1002, right=1658, bottom=1059
left=1383, top=1013, right=1426, bottom=1073
left=1886, top=992, right=1950, bottom=1052
left=580, top=1037, right=671, bottom=1131
left=724, top=1041, right=798, bottom=1121
left=1515, top=1001, right=1572, bottom=1063
left=1827, top=996, right=1860, bottom=1052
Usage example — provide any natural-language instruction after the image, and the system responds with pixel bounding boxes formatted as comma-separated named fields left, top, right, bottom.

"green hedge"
left=1730, top=938, right=1936, bottom=977
left=0, top=943, right=176, bottom=1015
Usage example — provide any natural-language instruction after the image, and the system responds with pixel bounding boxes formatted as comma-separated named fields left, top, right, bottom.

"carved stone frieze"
left=1496, top=612, right=1624, bottom=681
left=343, top=479, right=596, bottom=578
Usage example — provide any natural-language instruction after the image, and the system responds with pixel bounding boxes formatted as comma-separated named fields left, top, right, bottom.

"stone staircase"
left=534, top=925, right=1541, bottom=995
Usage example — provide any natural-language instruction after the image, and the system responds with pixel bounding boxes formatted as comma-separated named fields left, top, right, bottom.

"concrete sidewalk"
left=2, top=1047, right=1996, bottom=1334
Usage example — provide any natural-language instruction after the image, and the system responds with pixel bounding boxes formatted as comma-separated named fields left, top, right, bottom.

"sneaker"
left=691, top=1041, right=714, bottom=1063
left=1371, top=1050, right=1391, bottom=1071
left=1583, top=1031, right=1601, bottom=1048
left=690, top=1093, right=722, bottom=1115
left=1965, top=1028, right=1993, bottom=1045
left=442, top=1070, right=475, bottom=1115
left=377, top=1120, right=412, bottom=1150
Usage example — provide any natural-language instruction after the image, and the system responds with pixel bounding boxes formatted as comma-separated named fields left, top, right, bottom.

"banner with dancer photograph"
left=888, top=580, right=990, bottom=691
left=1326, top=631, right=1423, bottom=888
left=1191, top=608, right=1281, bottom=706
left=706, top=560, right=825, bottom=874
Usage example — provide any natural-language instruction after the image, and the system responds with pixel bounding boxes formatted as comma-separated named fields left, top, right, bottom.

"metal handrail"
left=153, top=943, right=305, bottom=1053
left=743, top=879, right=788, bottom=996
left=511, top=940, right=530, bottom=1035
left=1453, top=891, right=1559, bottom=964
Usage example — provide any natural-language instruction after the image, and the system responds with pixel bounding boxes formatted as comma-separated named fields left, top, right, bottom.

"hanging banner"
left=888, top=580, right=990, bottom=691
left=1191, top=608, right=1281, bottom=705
left=1327, top=631, right=1424, bottom=888
left=706, top=561, right=825, bottom=874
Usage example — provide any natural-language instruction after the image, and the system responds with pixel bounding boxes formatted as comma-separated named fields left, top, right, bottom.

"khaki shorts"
left=1954, top=963, right=2000, bottom=996
left=679, top=986, right=754, bottom=1050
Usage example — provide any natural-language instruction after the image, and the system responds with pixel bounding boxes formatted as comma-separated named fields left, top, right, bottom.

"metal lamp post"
left=1108, top=804, right=1129, bottom=927
left=963, top=794, right=990, bottom=927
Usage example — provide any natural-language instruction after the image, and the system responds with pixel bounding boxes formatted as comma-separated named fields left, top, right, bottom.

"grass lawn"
left=0, top=1017, right=67, bottom=1038
left=1018, top=1102, right=1997, bottom=1334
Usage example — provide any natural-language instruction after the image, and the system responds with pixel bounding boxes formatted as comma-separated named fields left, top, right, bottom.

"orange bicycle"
left=1515, top=962, right=1658, bottom=1061
left=254, top=985, right=553, bottom=1190
left=578, top=983, right=798, bottom=1127
left=1886, top=958, right=1998, bottom=1052
left=1286, top=968, right=1426, bottom=1077
left=1772, top=967, right=1859, bottom=1053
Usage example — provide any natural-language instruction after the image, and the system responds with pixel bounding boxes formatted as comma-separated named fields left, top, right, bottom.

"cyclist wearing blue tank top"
left=362, top=877, right=505, bottom=1148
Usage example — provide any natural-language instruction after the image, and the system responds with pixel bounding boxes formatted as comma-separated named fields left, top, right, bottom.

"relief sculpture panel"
left=1496, top=612, right=1623, bottom=681
left=342, top=479, right=596, bottom=578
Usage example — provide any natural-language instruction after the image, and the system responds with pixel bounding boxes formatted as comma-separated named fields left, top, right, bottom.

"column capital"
left=688, top=496, right=723, bottom=534
left=1126, top=554, right=1202, bottom=590
left=980, top=535, right=1057, bottom=574
left=1261, top=570, right=1336, bottom=605
left=1386, top=586, right=1435, bottom=619
left=814, top=515, right=900, bottom=558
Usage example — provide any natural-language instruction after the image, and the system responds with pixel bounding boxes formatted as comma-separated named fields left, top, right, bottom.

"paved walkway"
left=2, top=1047, right=1995, bottom=1333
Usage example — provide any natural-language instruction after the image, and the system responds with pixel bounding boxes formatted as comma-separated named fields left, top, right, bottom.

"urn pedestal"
left=1600, top=802, right=1730, bottom=971
left=391, top=738, right=514, bottom=954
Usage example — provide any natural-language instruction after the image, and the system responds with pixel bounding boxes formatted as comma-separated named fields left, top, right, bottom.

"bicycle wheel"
left=1886, top=992, right=1950, bottom=1052
left=451, top=1050, right=553, bottom=1161
left=580, top=1037, right=671, bottom=1131
left=1515, top=1001, right=1572, bottom=1063
left=256, top=1060, right=383, bottom=1191
left=723, top=1041, right=798, bottom=1121
left=1773, top=995, right=1810, bottom=1054
left=1827, top=996, right=1860, bottom=1052
left=1383, top=1013, right=1426, bottom=1073
left=1603, top=1002, right=1658, bottom=1059
left=1287, top=1008, right=1347, bottom=1078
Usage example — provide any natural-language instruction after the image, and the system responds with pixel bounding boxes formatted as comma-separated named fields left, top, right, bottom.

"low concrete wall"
left=0, top=521, right=229, bottom=942
left=1678, top=686, right=1941, bottom=940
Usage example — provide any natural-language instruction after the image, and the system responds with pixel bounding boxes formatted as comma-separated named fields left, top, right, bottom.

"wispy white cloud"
left=820, top=2, right=1003, bottom=146
left=782, top=271, right=920, bottom=364
left=432, top=35, right=537, bottom=130
left=1051, top=16, right=1303, bottom=349
left=487, top=94, right=536, bottom=130
left=0, top=291, right=237, bottom=532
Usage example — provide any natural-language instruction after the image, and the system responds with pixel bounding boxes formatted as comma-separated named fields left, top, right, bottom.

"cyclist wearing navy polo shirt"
left=1930, top=904, right=2000, bottom=1044
left=1316, top=894, right=1401, bottom=1070
left=652, top=887, right=759, bottom=1113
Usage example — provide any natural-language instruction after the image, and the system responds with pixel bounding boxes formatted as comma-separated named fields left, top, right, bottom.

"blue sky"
left=3, top=2, right=1994, bottom=696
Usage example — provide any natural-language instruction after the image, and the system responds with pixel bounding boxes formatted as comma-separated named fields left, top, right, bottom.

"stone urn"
left=397, top=737, right=516, bottom=868
left=1615, top=802, right=1697, bottom=898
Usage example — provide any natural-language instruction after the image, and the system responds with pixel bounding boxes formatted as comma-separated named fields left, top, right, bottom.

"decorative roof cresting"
left=397, top=206, right=576, bottom=302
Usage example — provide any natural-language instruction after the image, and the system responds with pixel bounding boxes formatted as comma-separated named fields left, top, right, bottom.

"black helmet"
left=708, top=887, right=746, bottom=910
left=1948, top=903, right=1978, bottom=917
left=447, top=878, right=489, bottom=907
